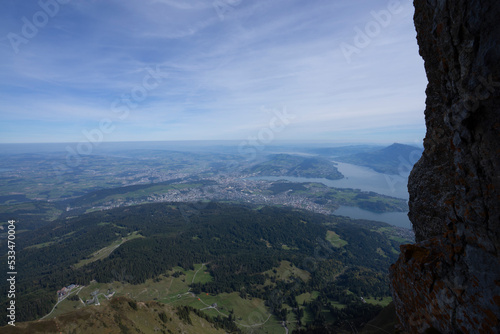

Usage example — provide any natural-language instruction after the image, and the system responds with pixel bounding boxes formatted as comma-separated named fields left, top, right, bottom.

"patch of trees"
left=246, top=154, right=343, bottom=180
left=176, top=305, right=240, bottom=333
left=268, top=182, right=308, bottom=194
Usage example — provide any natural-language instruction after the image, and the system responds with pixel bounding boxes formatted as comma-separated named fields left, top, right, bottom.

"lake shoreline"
left=247, top=160, right=412, bottom=228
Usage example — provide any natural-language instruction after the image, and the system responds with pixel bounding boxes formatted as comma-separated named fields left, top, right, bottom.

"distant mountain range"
left=334, top=143, right=423, bottom=175
left=245, top=143, right=423, bottom=178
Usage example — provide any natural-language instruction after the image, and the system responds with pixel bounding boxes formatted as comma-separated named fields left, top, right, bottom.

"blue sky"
left=0, top=0, right=427, bottom=144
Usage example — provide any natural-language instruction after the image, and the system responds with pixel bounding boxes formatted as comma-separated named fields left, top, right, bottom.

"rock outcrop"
left=390, top=0, right=500, bottom=333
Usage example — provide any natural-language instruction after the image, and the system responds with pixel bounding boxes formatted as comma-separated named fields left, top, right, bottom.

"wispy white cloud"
left=0, top=0, right=426, bottom=144
left=152, top=0, right=214, bottom=11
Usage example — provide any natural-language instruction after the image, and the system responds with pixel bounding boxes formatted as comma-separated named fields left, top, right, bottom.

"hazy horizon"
left=0, top=140, right=423, bottom=154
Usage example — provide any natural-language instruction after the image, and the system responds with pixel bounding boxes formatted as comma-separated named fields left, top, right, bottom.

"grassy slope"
left=326, top=230, right=348, bottom=248
left=1, top=297, right=227, bottom=334
left=73, top=231, right=144, bottom=269
left=41, top=262, right=300, bottom=333
left=41, top=256, right=356, bottom=333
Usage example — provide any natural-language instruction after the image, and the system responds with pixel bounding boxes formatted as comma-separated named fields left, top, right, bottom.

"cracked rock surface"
left=389, top=0, right=500, bottom=332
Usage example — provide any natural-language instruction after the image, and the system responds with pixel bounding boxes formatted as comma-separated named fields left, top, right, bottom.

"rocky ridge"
left=390, top=0, right=500, bottom=333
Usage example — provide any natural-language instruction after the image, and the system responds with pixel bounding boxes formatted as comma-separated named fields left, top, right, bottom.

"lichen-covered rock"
left=390, top=0, right=500, bottom=333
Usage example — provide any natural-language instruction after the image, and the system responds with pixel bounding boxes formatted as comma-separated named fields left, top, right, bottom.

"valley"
left=0, top=144, right=416, bottom=231
left=0, top=143, right=418, bottom=333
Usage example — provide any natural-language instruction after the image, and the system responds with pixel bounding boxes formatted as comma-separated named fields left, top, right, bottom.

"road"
left=41, top=286, right=83, bottom=320
left=282, top=321, right=289, bottom=334
left=191, top=263, right=208, bottom=284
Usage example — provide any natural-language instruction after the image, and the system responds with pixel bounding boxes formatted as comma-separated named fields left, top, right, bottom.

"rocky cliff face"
left=389, top=0, right=500, bottom=333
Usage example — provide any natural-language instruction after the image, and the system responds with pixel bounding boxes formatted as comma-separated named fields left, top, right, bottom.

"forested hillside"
left=246, top=154, right=344, bottom=180
left=1, top=202, right=409, bottom=331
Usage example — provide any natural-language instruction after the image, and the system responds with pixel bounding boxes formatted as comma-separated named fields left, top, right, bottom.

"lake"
left=333, top=206, right=411, bottom=229
left=248, top=161, right=412, bottom=228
